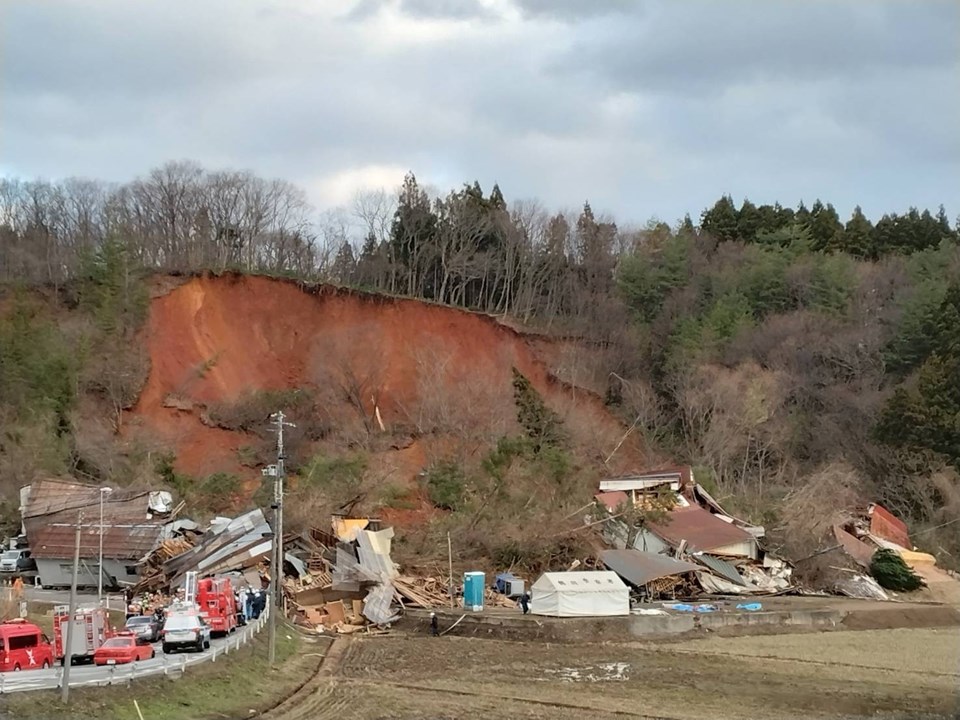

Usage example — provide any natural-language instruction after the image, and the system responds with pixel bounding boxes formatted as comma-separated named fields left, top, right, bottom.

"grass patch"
left=0, top=623, right=325, bottom=720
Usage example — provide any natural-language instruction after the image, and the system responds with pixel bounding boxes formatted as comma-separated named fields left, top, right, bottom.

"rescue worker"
left=429, top=612, right=439, bottom=637
left=519, top=592, right=530, bottom=615
left=11, top=576, right=24, bottom=601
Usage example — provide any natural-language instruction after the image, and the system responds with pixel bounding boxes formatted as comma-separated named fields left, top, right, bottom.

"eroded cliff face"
left=125, top=274, right=643, bottom=510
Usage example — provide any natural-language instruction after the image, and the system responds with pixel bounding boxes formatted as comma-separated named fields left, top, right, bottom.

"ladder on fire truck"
left=184, top=570, right=199, bottom=605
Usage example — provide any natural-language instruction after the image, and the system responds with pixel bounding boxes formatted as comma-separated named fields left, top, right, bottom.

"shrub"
left=424, top=461, right=466, bottom=511
left=870, top=549, right=926, bottom=592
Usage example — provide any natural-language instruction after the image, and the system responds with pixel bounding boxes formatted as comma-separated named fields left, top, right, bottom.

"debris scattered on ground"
left=544, top=662, right=631, bottom=683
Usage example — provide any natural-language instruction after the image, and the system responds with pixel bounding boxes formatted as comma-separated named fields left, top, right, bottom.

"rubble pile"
left=595, top=467, right=796, bottom=602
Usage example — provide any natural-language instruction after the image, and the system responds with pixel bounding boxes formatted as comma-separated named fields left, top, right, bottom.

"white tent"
left=530, top=571, right=630, bottom=617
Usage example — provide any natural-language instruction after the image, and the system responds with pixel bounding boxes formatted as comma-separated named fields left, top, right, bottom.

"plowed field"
left=266, top=628, right=960, bottom=720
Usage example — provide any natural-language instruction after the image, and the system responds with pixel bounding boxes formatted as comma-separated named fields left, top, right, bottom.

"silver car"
left=161, top=612, right=211, bottom=654
left=125, top=615, right=160, bottom=642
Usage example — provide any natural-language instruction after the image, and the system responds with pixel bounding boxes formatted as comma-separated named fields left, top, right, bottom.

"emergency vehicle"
left=196, top=577, right=238, bottom=636
left=53, top=605, right=113, bottom=665
left=0, top=619, right=54, bottom=671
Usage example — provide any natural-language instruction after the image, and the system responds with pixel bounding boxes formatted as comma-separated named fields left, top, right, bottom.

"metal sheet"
left=601, top=550, right=700, bottom=587
left=692, top=553, right=746, bottom=586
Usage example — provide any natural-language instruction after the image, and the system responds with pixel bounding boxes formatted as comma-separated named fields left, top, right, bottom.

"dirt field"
left=266, top=628, right=960, bottom=720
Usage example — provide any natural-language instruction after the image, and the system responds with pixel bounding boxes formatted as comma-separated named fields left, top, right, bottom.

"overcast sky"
left=1, top=0, right=958, bottom=225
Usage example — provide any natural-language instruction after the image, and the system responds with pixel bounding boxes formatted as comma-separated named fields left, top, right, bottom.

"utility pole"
left=61, top=511, right=82, bottom=704
left=266, top=410, right=294, bottom=666
left=97, top=487, right=112, bottom=607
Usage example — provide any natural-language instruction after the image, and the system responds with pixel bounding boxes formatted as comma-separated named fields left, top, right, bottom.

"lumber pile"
left=394, top=576, right=449, bottom=607
left=132, top=537, right=197, bottom=594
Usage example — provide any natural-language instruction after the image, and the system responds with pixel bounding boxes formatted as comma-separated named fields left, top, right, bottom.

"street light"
left=98, top=487, right=113, bottom=606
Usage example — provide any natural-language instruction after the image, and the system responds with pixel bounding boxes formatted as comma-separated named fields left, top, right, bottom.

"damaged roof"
left=647, top=505, right=756, bottom=555
left=601, top=549, right=700, bottom=587
left=867, top=504, right=911, bottom=549
left=599, top=467, right=688, bottom=492
left=594, top=491, right=629, bottom=512
left=24, top=479, right=169, bottom=560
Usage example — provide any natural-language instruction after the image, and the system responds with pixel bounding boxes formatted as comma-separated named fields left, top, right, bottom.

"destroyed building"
left=22, top=479, right=174, bottom=588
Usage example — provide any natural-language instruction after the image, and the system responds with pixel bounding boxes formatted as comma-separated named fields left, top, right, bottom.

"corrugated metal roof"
left=647, top=506, right=756, bottom=555
left=23, top=479, right=168, bottom=561
left=692, top=553, right=746, bottom=586
left=601, top=550, right=700, bottom=587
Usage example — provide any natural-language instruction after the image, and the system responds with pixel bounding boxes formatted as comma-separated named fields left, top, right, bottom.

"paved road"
left=24, top=587, right=126, bottom=612
left=0, top=607, right=269, bottom=693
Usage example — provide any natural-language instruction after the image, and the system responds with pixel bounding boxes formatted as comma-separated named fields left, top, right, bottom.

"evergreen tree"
left=809, top=200, right=842, bottom=251
left=390, top=173, right=438, bottom=297
left=511, top=367, right=567, bottom=451
left=736, top=199, right=763, bottom=243
left=701, top=195, right=739, bottom=242
left=839, top=206, right=874, bottom=257
left=331, top=241, right=356, bottom=285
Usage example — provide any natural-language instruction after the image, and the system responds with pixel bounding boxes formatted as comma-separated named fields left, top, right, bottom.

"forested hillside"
left=1, top=163, right=959, bottom=567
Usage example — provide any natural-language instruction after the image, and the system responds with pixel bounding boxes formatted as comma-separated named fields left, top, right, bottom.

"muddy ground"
left=266, top=627, right=960, bottom=720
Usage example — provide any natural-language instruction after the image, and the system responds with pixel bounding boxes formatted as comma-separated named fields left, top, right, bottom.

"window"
left=1, top=551, right=19, bottom=560
left=124, top=565, right=138, bottom=575
left=101, top=638, right=132, bottom=648
left=164, top=615, right=200, bottom=631
left=8, top=634, right=38, bottom=650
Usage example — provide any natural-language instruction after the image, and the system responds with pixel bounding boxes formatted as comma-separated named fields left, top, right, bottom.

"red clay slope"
left=126, top=274, right=642, bottom=482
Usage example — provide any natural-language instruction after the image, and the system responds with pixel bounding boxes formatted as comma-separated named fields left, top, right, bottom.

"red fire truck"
left=196, top=577, right=237, bottom=636
left=53, top=605, right=113, bottom=665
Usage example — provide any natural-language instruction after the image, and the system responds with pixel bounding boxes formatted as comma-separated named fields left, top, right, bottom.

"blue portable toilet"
left=463, top=571, right=485, bottom=611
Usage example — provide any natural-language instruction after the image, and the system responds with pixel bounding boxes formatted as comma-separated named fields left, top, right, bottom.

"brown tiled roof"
left=24, top=479, right=167, bottom=561
left=647, top=505, right=755, bottom=554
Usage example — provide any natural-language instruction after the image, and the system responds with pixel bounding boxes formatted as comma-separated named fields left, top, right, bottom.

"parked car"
left=93, top=633, right=155, bottom=665
left=0, top=549, right=35, bottom=573
left=0, top=620, right=54, bottom=671
left=161, top=609, right=211, bottom=654
left=124, top=615, right=161, bottom=642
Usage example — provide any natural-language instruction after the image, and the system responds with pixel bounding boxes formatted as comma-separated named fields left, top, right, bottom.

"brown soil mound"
left=126, top=274, right=642, bottom=487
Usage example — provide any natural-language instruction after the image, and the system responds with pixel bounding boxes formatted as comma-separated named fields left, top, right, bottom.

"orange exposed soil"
left=125, top=274, right=643, bottom=495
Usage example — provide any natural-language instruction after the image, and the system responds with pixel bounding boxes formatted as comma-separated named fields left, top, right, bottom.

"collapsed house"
left=22, top=479, right=175, bottom=588
left=135, top=509, right=273, bottom=594
left=830, top=502, right=951, bottom=600
left=596, top=467, right=792, bottom=598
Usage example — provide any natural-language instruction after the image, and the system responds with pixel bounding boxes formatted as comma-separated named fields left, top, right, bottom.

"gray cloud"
left=0, top=0, right=956, bottom=225
left=512, top=0, right=638, bottom=21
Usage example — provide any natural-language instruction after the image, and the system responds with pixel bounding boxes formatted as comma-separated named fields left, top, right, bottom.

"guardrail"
left=0, top=603, right=270, bottom=694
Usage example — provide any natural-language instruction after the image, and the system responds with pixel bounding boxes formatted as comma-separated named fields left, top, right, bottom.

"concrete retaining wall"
left=402, top=600, right=960, bottom=643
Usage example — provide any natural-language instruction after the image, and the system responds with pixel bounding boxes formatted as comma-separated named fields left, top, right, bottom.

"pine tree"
left=511, top=367, right=567, bottom=451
